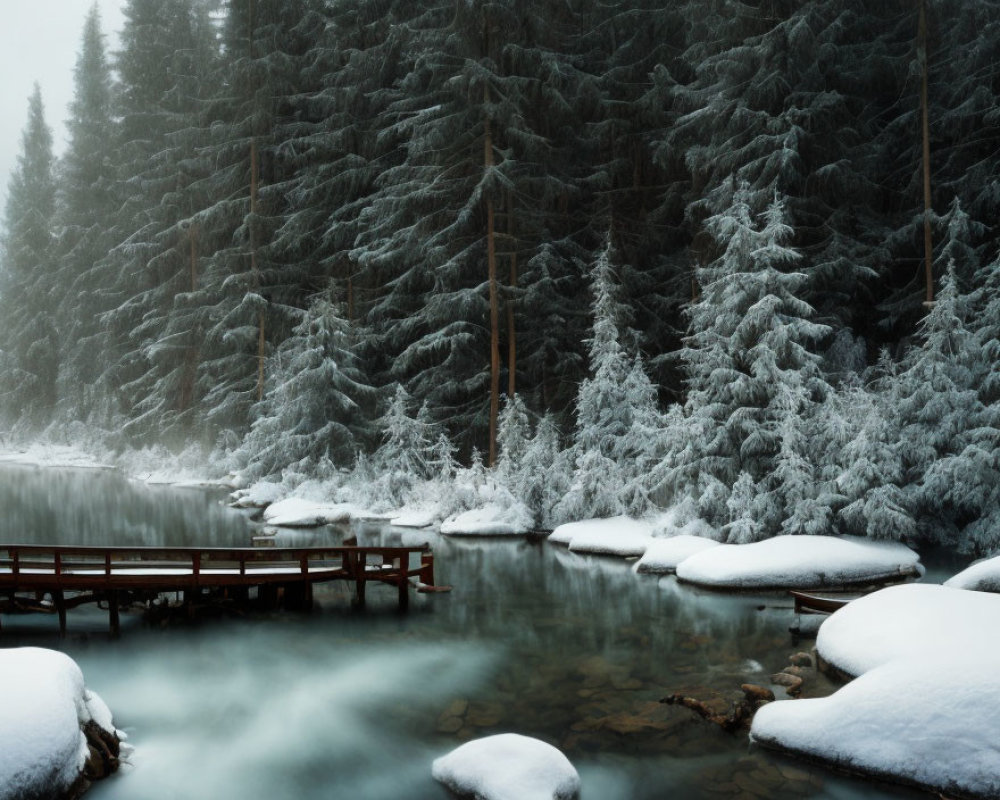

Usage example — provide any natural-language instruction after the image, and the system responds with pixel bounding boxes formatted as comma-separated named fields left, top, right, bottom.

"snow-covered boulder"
left=229, top=481, right=284, bottom=509
left=751, top=584, right=1000, bottom=799
left=632, top=535, right=721, bottom=574
left=548, top=517, right=653, bottom=557
left=0, top=648, right=123, bottom=800
left=816, top=583, right=998, bottom=677
left=261, top=497, right=353, bottom=527
left=943, top=554, right=1000, bottom=592
left=440, top=502, right=533, bottom=536
left=676, top=535, right=921, bottom=590
left=431, top=733, right=579, bottom=800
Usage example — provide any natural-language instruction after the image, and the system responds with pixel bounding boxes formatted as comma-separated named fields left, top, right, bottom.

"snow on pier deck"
left=0, top=543, right=442, bottom=635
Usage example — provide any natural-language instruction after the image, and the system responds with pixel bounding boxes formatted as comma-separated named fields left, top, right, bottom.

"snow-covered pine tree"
left=234, top=293, right=373, bottom=482
left=513, top=413, right=567, bottom=529
left=556, top=236, right=632, bottom=520
left=617, top=355, right=665, bottom=517
left=370, top=384, right=438, bottom=507
left=0, top=85, right=58, bottom=427
left=54, top=6, right=118, bottom=424
left=676, top=186, right=830, bottom=534
left=835, top=382, right=914, bottom=541
left=895, top=263, right=989, bottom=542
left=496, top=393, right=530, bottom=487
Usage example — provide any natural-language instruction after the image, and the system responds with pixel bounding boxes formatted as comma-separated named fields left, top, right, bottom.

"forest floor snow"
left=675, top=535, right=922, bottom=590
left=751, top=584, right=1000, bottom=799
left=0, top=648, right=124, bottom=800
left=432, top=733, right=580, bottom=800
left=0, top=443, right=114, bottom=471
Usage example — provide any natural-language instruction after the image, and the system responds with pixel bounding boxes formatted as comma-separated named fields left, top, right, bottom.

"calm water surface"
left=0, top=464, right=937, bottom=800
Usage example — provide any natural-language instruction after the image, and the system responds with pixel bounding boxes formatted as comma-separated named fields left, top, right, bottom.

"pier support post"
left=54, top=590, right=67, bottom=637
left=108, top=590, right=120, bottom=638
left=397, top=578, right=409, bottom=611
left=354, top=579, right=366, bottom=608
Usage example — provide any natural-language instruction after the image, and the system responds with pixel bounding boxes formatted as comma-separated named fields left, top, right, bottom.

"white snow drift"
left=432, top=733, right=579, bottom=800
left=0, top=648, right=120, bottom=800
left=440, top=502, right=533, bottom=536
left=676, top=535, right=921, bottom=589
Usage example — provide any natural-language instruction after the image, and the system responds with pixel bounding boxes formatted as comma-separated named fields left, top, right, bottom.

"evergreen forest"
left=3, top=0, right=1000, bottom=553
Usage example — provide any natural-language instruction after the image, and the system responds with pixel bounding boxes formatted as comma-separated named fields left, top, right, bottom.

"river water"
left=0, top=464, right=932, bottom=800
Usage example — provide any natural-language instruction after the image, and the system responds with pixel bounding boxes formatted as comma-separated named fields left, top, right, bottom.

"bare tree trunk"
left=919, top=0, right=934, bottom=305
left=485, top=83, right=500, bottom=468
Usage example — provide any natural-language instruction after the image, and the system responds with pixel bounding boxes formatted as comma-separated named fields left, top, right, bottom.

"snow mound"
left=440, top=503, right=532, bottom=536
left=943, top=555, right=1000, bottom=592
left=752, top=655, right=1000, bottom=799
left=431, top=733, right=580, bottom=800
left=390, top=505, right=440, bottom=529
left=0, top=648, right=118, bottom=800
left=816, top=583, right=998, bottom=677
left=261, top=497, right=353, bottom=527
left=548, top=517, right=652, bottom=557
left=230, top=481, right=285, bottom=508
left=676, top=535, right=921, bottom=590
left=633, top=535, right=721, bottom=574
left=752, top=584, right=1000, bottom=799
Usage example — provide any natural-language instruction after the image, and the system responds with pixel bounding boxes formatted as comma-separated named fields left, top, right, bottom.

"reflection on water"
left=0, top=466, right=925, bottom=799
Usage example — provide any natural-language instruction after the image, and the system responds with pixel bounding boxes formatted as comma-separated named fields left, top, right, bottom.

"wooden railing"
left=0, top=543, right=440, bottom=635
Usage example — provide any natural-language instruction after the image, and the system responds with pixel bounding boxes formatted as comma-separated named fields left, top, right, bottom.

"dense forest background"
left=2, top=0, right=999, bottom=550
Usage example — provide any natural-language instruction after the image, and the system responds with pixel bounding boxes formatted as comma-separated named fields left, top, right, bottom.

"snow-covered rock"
left=548, top=517, right=653, bottom=557
left=943, top=554, right=1000, bottom=592
left=676, top=535, right=922, bottom=590
left=229, top=481, right=285, bottom=509
left=816, top=583, right=997, bottom=677
left=632, top=535, right=721, bottom=574
left=261, top=497, right=353, bottom=527
left=0, top=648, right=122, bottom=800
left=440, top=502, right=533, bottom=536
left=752, top=584, right=1000, bottom=799
left=431, top=733, right=580, bottom=800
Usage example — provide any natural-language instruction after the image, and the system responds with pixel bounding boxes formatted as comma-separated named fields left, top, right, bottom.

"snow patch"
left=0, top=648, right=119, bottom=800
left=633, top=534, right=721, bottom=574
left=431, top=733, right=580, bottom=800
left=440, top=502, right=533, bottom=536
left=676, top=535, right=921, bottom=589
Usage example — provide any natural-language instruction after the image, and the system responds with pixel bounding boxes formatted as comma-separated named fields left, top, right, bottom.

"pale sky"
left=0, top=0, right=126, bottom=210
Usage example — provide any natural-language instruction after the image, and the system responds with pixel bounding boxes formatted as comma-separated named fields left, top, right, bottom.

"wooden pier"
left=0, top=543, right=444, bottom=636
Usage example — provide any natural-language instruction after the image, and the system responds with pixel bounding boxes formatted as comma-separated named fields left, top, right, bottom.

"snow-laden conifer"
left=677, top=186, right=830, bottom=533
left=234, top=294, right=373, bottom=482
